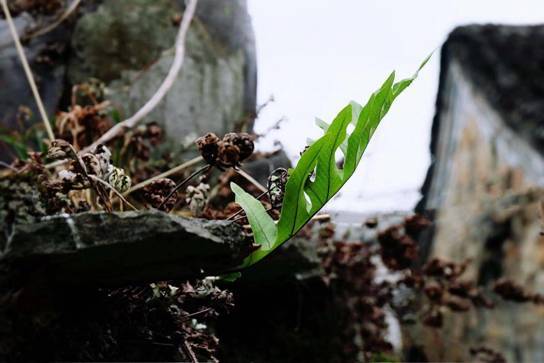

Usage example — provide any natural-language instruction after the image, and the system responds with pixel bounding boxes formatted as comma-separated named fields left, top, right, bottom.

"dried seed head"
left=117, top=175, right=132, bottom=193
left=237, top=133, right=255, bottom=161
left=81, top=153, right=101, bottom=176
left=423, top=281, right=443, bottom=302
left=76, top=78, right=106, bottom=104
left=58, top=169, right=78, bottom=183
left=47, top=139, right=74, bottom=160
left=196, top=132, right=221, bottom=166
left=58, top=169, right=88, bottom=190
left=145, top=122, right=163, bottom=146
left=493, top=278, right=533, bottom=303
left=378, top=227, right=418, bottom=270
left=93, top=144, right=112, bottom=176
left=196, top=132, right=255, bottom=169
left=143, top=178, right=177, bottom=212
left=185, top=183, right=210, bottom=217
left=55, top=157, right=88, bottom=190
left=107, top=166, right=131, bottom=193
left=267, top=167, right=288, bottom=208
left=223, top=132, right=254, bottom=161
left=404, top=214, right=431, bottom=235
left=216, top=141, right=240, bottom=169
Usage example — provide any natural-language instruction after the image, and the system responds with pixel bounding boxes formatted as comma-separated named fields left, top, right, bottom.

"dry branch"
left=125, top=156, right=203, bottom=195
left=23, top=0, right=82, bottom=40
left=235, top=168, right=267, bottom=193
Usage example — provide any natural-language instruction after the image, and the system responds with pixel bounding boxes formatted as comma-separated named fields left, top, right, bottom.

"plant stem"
left=125, top=156, right=203, bottom=195
left=227, top=191, right=267, bottom=220
left=235, top=168, right=267, bottom=193
left=180, top=307, right=212, bottom=322
left=0, top=161, right=18, bottom=172
left=23, top=0, right=81, bottom=40
left=157, top=164, right=211, bottom=210
left=233, top=205, right=273, bottom=223
left=180, top=341, right=198, bottom=363
left=1, top=0, right=54, bottom=141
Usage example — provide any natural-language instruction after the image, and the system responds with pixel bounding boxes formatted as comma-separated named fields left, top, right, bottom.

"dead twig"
left=233, top=205, right=273, bottom=223
left=227, top=190, right=267, bottom=220
left=0, top=161, right=18, bottom=172
left=235, top=168, right=267, bottom=193
left=83, top=0, right=199, bottom=153
left=125, top=156, right=203, bottom=195
left=235, top=94, right=274, bottom=131
left=180, top=341, right=198, bottom=363
left=22, top=0, right=82, bottom=41
left=180, top=307, right=212, bottom=322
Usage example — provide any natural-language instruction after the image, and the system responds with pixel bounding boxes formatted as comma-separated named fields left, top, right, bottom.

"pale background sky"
left=247, top=0, right=543, bottom=213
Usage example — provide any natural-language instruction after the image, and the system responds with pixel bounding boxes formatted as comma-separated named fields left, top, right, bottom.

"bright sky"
left=247, top=0, right=543, bottom=213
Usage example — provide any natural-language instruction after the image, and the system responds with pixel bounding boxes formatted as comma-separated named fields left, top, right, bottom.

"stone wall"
left=415, top=26, right=544, bottom=362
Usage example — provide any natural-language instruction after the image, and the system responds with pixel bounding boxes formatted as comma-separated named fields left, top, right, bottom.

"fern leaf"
left=230, top=182, right=278, bottom=265
left=231, top=57, right=429, bottom=269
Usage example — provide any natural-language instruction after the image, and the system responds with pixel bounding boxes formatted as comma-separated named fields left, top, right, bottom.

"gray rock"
left=414, top=25, right=544, bottom=363
left=242, top=238, right=324, bottom=283
left=1, top=211, right=251, bottom=287
left=0, top=15, right=69, bottom=158
left=69, top=0, right=257, bottom=150
left=0, top=0, right=257, bottom=158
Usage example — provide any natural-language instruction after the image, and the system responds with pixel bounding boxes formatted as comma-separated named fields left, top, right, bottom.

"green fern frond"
left=232, top=55, right=430, bottom=269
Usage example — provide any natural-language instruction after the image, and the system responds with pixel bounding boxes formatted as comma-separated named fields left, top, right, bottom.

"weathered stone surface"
left=69, top=0, right=256, bottom=150
left=415, top=25, right=544, bottom=362
left=0, top=16, right=70, bottom=159
left=0, top=0, right=257, bottom=159
left=242, top=238, right=323, bottom=282
left=436, top=25, right=544, bottom=155
left=68, top=0, right=178, bottom=84
left=1, top=211, right=251, bottom=287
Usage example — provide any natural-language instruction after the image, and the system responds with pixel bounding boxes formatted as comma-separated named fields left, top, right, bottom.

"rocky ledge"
left=1, top=211, right=251, bottom=287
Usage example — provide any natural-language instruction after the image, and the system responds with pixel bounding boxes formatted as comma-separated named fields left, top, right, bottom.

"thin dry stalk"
left=23, top=0, right=82, bottom=40
left=180, top=341, right=198, bottom=363
left=1, top=0, right=54, bottom=141
left=125, top=156, right=203, bottom=195
left=158, top=164, right=211, bottom=210
left=235, top=168, right=267, bottom=193
left=227, top=191, right=267, bottom=220
left=0, top=161, right=18, bottom=172
left=83, top=0, right=199, bottom=153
